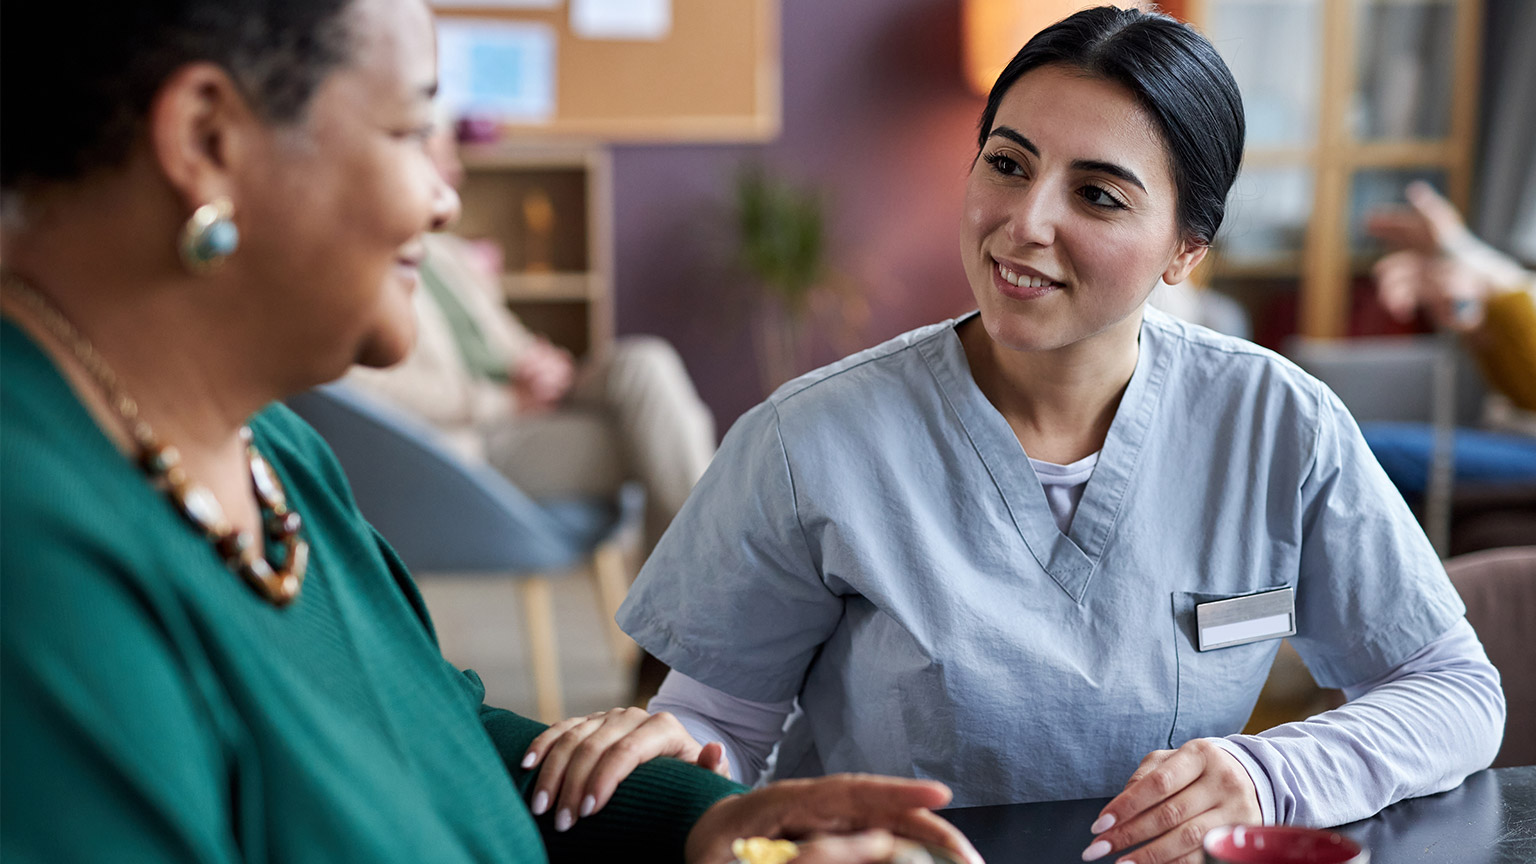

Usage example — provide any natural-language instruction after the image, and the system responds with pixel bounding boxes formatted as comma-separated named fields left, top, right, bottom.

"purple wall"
left=611, top=0, right=986, bottom=432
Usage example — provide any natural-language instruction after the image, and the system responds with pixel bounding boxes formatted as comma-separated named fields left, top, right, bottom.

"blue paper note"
left=438, top=19, right=557, bottom=123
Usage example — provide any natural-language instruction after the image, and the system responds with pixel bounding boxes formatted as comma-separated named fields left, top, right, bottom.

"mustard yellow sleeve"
left=1469, top=283, right=1536, bottom=411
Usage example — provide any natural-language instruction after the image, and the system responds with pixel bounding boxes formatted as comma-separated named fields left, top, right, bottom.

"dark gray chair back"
left=287, top=383, right=620, bottom=575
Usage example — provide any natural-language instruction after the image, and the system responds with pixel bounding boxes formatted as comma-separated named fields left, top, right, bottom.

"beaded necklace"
left=3, top=275, right=308, bottom=606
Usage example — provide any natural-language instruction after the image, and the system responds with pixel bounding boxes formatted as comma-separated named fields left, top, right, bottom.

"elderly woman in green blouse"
left=0, top=2, right=979, bottom=862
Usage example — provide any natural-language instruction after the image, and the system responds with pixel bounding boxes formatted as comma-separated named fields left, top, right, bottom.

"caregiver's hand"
left=685, top=774, right=985, bottom=864
left=521, top=707, right=728, bottom=830
left=1081, top=739, right=1261, bottom=864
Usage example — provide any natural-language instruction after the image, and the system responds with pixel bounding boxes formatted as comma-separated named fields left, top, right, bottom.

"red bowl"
left=1204, top=825, right=1369, bottom=864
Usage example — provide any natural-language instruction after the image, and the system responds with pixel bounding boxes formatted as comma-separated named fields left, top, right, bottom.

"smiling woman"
left=0, top=2, right=981, bottom=863
left=962, top=67, right=1205, bottom=388
left=526, top=7, right=1507, bottom=864
left=232, top=0, right=458, bottom=378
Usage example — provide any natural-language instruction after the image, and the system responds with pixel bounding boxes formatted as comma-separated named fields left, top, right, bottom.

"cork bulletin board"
left=434, top=0, right=780, bottom=142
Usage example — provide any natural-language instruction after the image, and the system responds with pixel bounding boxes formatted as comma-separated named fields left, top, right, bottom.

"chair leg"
left=519, top=578, right=565, bottom=723
left=592, top=541, right=639, bottom=668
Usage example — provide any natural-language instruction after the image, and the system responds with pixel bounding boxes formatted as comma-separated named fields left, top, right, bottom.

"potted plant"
left=736, top=163, right=827, bottom=393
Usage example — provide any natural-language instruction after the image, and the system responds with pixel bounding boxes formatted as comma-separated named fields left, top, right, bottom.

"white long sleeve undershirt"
left=649, top=672, right=795, bottom=785
left=650, top=619, right=1502, bottom=824
left=1212, top=618, right=1503, bottom=826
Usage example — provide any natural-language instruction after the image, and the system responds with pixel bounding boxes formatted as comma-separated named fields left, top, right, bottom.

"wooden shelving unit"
left=455, top=142, right=613, bottom=360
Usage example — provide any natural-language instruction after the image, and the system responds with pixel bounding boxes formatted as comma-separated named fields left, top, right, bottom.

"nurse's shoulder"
left=754, top=317, right=961, bottom=439
left=1143, top=306, right=1334, bottom=437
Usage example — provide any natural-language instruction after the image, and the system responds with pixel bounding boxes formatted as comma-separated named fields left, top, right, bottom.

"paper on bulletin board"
left=570, top=0, right=671, bottom=41
left=437, top=19, right=557, bottom=123
left=430, top=0, right=561, bottom=8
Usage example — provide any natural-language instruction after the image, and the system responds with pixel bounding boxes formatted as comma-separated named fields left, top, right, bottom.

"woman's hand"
left=521, top=707, right=728, bottom=831
left=1366, top=180, right=1471, bottom=258
left=1080, top=739, right=1261, bottom=864
left=1367, top=181, right=1530, bottom=332
left=685, top=774, right=984, bottom=864
left=510, top=338, right=575, bottom=414
left=1374, top=250, right=1489, bottom=331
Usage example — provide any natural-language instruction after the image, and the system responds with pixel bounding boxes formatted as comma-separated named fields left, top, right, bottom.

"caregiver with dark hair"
left=0, top=2, right=985, bottom=863
left=524, top=7, right=1506, bottom=864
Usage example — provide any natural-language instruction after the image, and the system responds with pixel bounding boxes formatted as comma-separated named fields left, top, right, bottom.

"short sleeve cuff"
left=1207, top=737, right=1276, bottom=826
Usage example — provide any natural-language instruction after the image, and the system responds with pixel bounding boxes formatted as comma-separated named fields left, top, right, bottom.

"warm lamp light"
left=961, top=1, right=1161, bottom=95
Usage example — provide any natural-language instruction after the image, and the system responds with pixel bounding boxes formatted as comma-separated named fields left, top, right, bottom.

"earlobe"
left=1162, top=239, right=1210, bottom=286
left=147, top=63, right=251, bottom=215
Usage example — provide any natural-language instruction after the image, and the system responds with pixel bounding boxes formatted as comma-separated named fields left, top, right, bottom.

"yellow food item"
left=731, top=836, right=799, bottom=864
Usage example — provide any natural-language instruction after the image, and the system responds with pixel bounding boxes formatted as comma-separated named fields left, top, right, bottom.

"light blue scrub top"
left=617, top=308, right=1464, bottom=806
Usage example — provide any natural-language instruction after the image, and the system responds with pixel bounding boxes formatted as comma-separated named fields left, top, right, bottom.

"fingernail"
left=520, top=751, right=538, bottom=769
left=579, top=795, right=596, bottom=818
left=554, top=809, right=573, bottom=832
left=1081, top=839, right=1111, bottom=862
left=531, top=790, right=549, bottom=815
left=1090, top=813, right=1116, bottom=834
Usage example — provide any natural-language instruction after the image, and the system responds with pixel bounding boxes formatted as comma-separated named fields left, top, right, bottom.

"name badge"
left=1196, top=587, right=1296, bottom=651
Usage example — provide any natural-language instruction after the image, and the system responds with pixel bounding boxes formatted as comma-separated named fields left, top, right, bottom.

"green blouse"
left=0, top=320, right=744, bottom=863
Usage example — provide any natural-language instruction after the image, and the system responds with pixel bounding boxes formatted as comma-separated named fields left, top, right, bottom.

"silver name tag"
left=1195, top=587, right=1296, bottom=651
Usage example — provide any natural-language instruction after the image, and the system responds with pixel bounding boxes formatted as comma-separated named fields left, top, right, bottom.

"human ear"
left=1161, top=236, right=1210, bottom=286
left=146, top=63, right=260, bottom=215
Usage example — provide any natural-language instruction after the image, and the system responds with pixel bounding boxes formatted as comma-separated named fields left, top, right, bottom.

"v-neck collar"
left=919, top=310, right=1173, bottom=603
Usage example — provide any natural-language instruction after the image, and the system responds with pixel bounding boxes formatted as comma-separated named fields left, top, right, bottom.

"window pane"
left=1208, top=0, right=1322, bottom=147
left=1216, top=166, right=1314, bottom=267
left=1352, top=0, right=1457, bottom=140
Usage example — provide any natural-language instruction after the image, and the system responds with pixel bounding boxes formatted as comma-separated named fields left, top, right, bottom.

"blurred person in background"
left=347, top=127, right=716, bottom=560
left=0, top=1, right=981, bottom=862
left=1364, top=180, right=1536, bottom=500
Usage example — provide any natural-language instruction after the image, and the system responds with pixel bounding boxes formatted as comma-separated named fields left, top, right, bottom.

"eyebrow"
left=988, top=126, right=1147, bottom=192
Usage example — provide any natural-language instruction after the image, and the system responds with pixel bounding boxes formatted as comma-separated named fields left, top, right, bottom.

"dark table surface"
left=942, top=765, right=1536, bottom=863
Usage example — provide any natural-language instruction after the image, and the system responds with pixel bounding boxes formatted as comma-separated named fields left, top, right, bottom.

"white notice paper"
left=430, top=0, right=560, bottom=8
left=570, top=0, right=671, bottom=41
left=437, top=20, right=557, bottom=124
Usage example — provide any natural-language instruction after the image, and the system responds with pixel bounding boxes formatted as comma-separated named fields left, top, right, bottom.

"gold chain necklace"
left=3, top=274, right=308, bottom=606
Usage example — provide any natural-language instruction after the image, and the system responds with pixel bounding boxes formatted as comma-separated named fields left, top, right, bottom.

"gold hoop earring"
left=178, top=197, right=239, bottom=274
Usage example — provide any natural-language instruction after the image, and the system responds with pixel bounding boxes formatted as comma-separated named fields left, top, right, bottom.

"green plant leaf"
left=736, top=163, right=826, bottom=314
